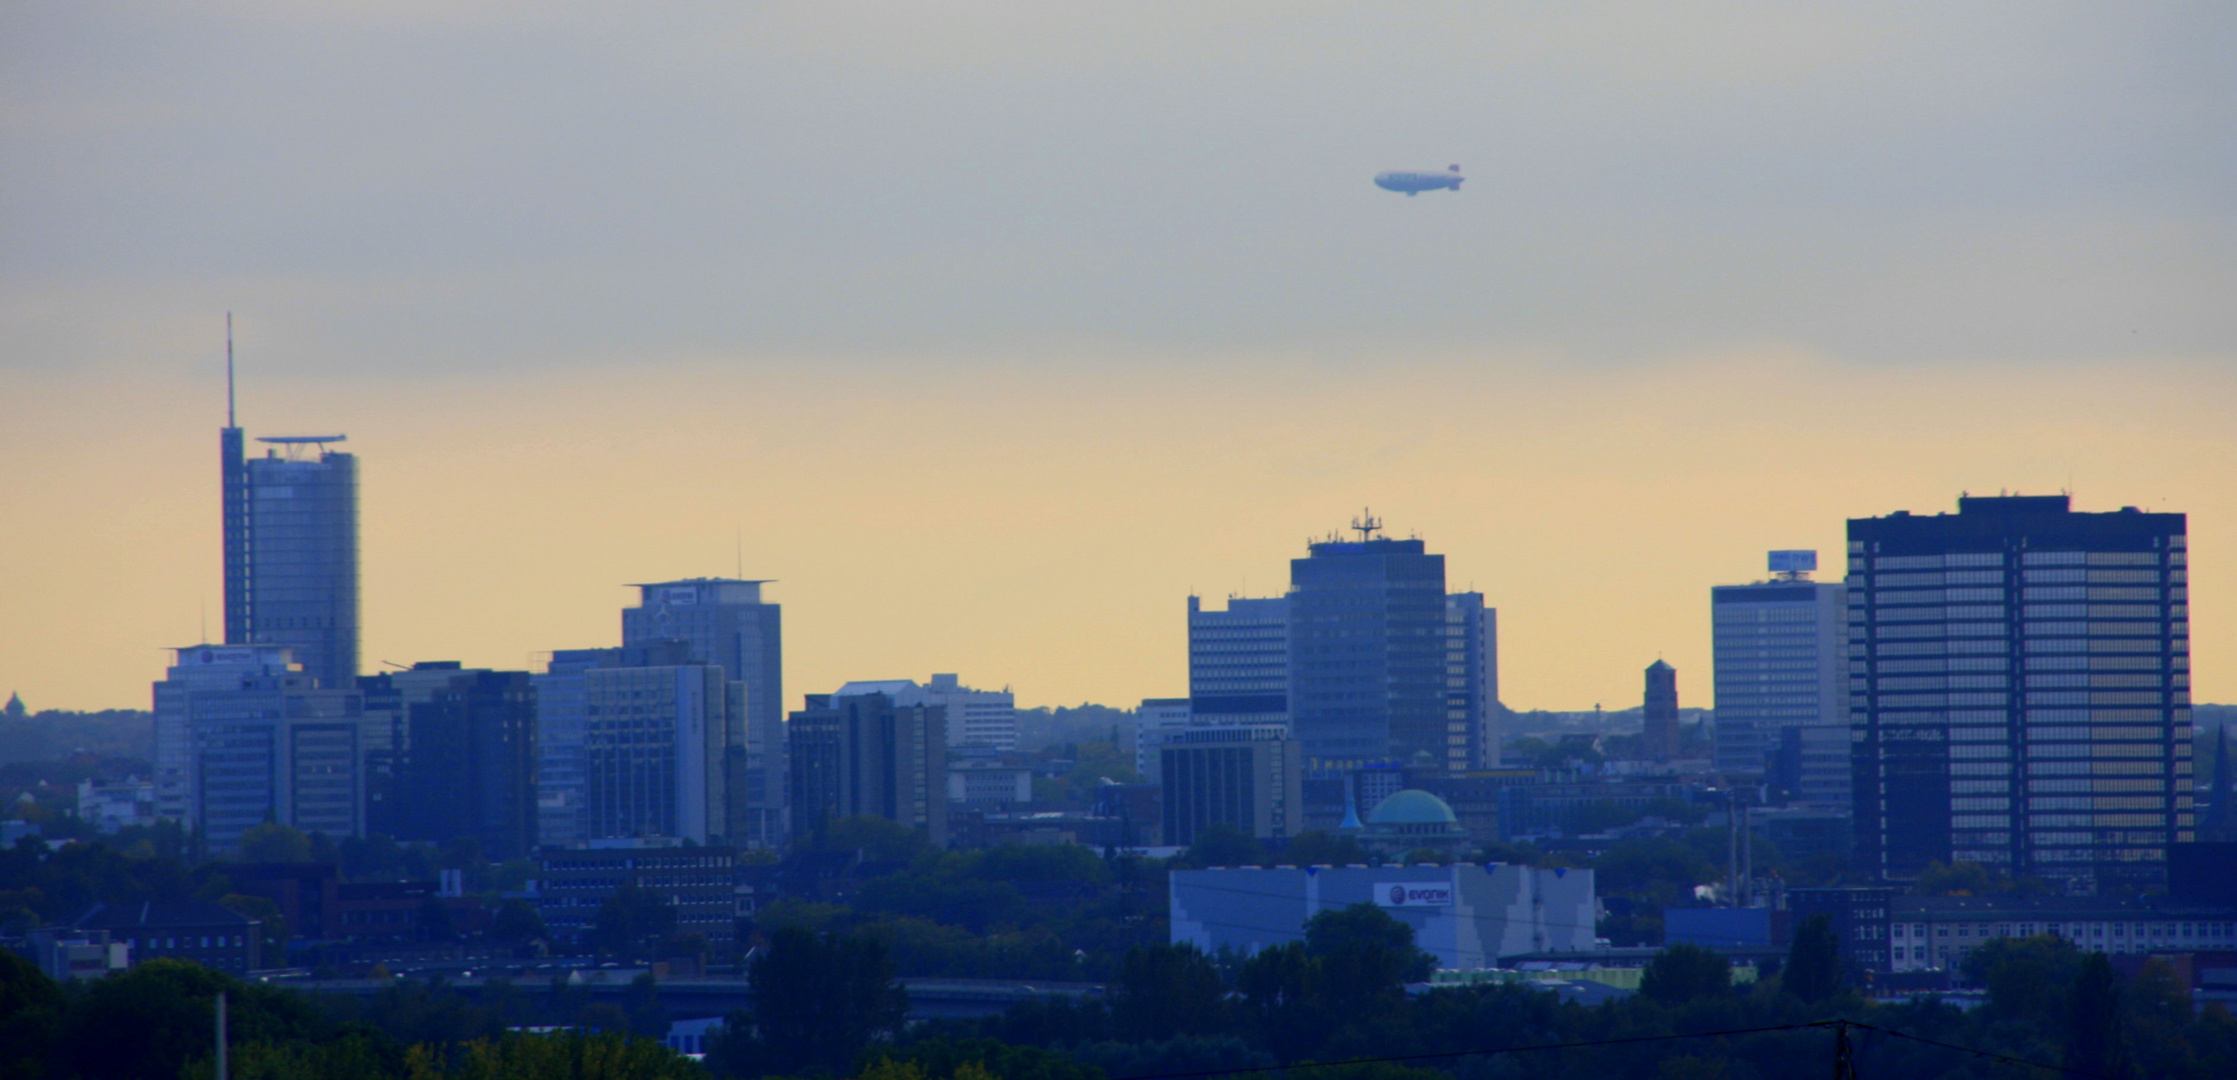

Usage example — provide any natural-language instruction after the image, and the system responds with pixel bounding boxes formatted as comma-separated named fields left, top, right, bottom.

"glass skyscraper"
left=1288, top=530, right=1447, bottom=768
left=1849, top=495, right=2191, bottom=893
left=222, top=426, right=359, bottom=691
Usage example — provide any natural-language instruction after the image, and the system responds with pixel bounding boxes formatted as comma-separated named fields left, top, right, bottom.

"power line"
left=1849, top=1020, right=2121, bottom=1080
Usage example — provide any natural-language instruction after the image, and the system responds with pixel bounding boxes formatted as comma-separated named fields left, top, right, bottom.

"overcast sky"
left=4, top=3, right=2233, bottom=713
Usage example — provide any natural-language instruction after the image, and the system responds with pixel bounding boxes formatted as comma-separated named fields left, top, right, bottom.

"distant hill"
left=1016, top=703, right=1134, bottom=751
left=0, top=709, right=155, bottom=764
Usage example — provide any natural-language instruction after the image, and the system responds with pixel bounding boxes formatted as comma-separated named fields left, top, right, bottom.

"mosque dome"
left=1365, top=789, right=1459, bottom=827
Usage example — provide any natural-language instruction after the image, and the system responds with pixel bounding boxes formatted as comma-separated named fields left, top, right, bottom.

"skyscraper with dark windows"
left=1642, top=660, right=1680, bottom=762
left=1287, top=519, right=1448, bottom=768
left=622, top=579, right=785, bottom=848
left=1849, top=495, right=2191, bottom=893
left=222, top=431, right=360, bottom=691
left=787, top=691, right=948, bottom=847
left=360, top=663, right=539, bottom=859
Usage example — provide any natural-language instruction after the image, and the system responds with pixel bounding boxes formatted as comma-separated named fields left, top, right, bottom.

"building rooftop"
left=73, top=900, right=257, bottom=930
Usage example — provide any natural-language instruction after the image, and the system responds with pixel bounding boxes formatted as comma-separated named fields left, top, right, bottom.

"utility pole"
left=215, top=990, right=228, bottom=1080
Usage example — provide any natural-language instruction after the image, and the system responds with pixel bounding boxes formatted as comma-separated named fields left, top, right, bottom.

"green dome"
left=1365, top=789, right=1458, bottom=827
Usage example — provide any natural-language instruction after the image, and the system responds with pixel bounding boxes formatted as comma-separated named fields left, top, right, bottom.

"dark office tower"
left=1445, top=593, right=1497, bottom=770
left=1288, top=517, right=1447, bottom=768
left=1849, top=495, right=2190, bottom=894
left=788, top=693, right=947, bottom=847
left=1160, top=727, right=1303, bottom=846
left=360, top=664, right=538, bottom=859
left=1643, top=661, right=1680, bottom=761
left=622, top=579, right=784, bottom=849
left=221, top=433, right=360, bottom=690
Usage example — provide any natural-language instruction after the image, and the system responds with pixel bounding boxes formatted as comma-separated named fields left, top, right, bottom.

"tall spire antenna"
left=225, top=312, right=237, bottom=428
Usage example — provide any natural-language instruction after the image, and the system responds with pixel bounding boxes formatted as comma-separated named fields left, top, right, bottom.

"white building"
left=75, top=778, right=155, bottom=833
left=1170, top=863, right=1598, bottom=969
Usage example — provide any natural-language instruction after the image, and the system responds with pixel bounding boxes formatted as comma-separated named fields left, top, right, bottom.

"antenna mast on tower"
left=1350, top=509, right=1383, bottom=541
left=226, top=312, right=237, bottom=428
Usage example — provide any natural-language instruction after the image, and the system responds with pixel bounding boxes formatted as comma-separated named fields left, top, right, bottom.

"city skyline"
left=3, top=353, right=2228, bottom=716
left=2, top=5, right=2231, bottom=715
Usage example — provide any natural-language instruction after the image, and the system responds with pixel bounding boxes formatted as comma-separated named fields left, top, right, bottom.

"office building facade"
left=223, top=429, right=359, bottom=691
left=154, top=644, right=368, bottom=852
left=579, top=642, right=741, bottom=846
left=1135, top=697, right=1193, bottom=783
left=1712, top=553, right=1850, bottom=809
left=1160, top=726, right=1304, bottom=845
left=1288, top=532, right=1448, bottom=767
left=1444, top=593, right=1498, bottom=770
left=1188, top=595, right=1291, bottom=727
left=789, top=692, right=948, bottom=847
left=536, top=838, right=738, bottom=952
left=1849, top=495, right=2191, bottom=893
left=622, top=579, right=785, bottom=847
left=361, top=663, right=538, bottom=859
left=834, top=675, right=1015, bottom=751
left=532, top=648, right=611, bottom=849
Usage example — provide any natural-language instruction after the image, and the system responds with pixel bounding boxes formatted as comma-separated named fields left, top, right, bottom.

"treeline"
left=0, top=952, right=698, bottom=1080
left=7, top=905, right=2234, bottom=1080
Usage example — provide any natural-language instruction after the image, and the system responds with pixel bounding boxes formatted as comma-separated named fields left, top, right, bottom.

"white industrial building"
left=1170, top=863, right=1598, bottom=969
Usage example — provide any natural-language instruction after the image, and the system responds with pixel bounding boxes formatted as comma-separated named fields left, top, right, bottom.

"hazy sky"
left=4, top=3, right=2233, bottom=713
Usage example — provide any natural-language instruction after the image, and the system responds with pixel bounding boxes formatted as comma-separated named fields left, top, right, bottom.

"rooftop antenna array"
left=1350, top=509, right=1384, bottom=541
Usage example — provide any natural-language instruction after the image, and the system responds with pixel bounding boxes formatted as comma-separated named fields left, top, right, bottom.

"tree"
left=1281, top=830, right=1368, bottom=867
left=0, top=949, right=63, bottom=1080
left=819, top=815, right=934, bottom=864
left=1640, top=942, right=1732, bottom=1006
left=1113, top=942, right=1227, bottom=1041
left=1303, top=903, right=1435, bottom=1018
left=488, top=898, right=548, bottom=945
left=715, top=926, right=909, bottom=1076
left=235, top=822, right=314, bottom=864
left=1177, top=822, right=1264, bottom=869
left=1782, top=914, right=1843, bottom=1004
left=2064, top=952, right=2132, bottom=1079
left=1964, top=934, right=2081, bottom=1030
left=587, top=884, right=676, bottom=957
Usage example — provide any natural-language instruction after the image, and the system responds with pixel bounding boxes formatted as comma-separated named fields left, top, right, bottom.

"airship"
left=1374, top=165, right=1463, bottom=195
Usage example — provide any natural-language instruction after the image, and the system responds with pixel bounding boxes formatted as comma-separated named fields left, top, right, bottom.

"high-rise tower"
left=1712, top=551, right=1850, bottom=808
left=1643, top=660, right=1680, bottom=761
left=219, top=324, right=360, bottom=690
left=1287, top=514, right=1447, bottom=768
left=1849, top=495, right=2190, bottom=893
left=622, top=579, right=784, bottom=848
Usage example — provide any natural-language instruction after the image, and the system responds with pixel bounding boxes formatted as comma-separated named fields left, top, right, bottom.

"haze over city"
left=4, top=3, right=2232, bottom=713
